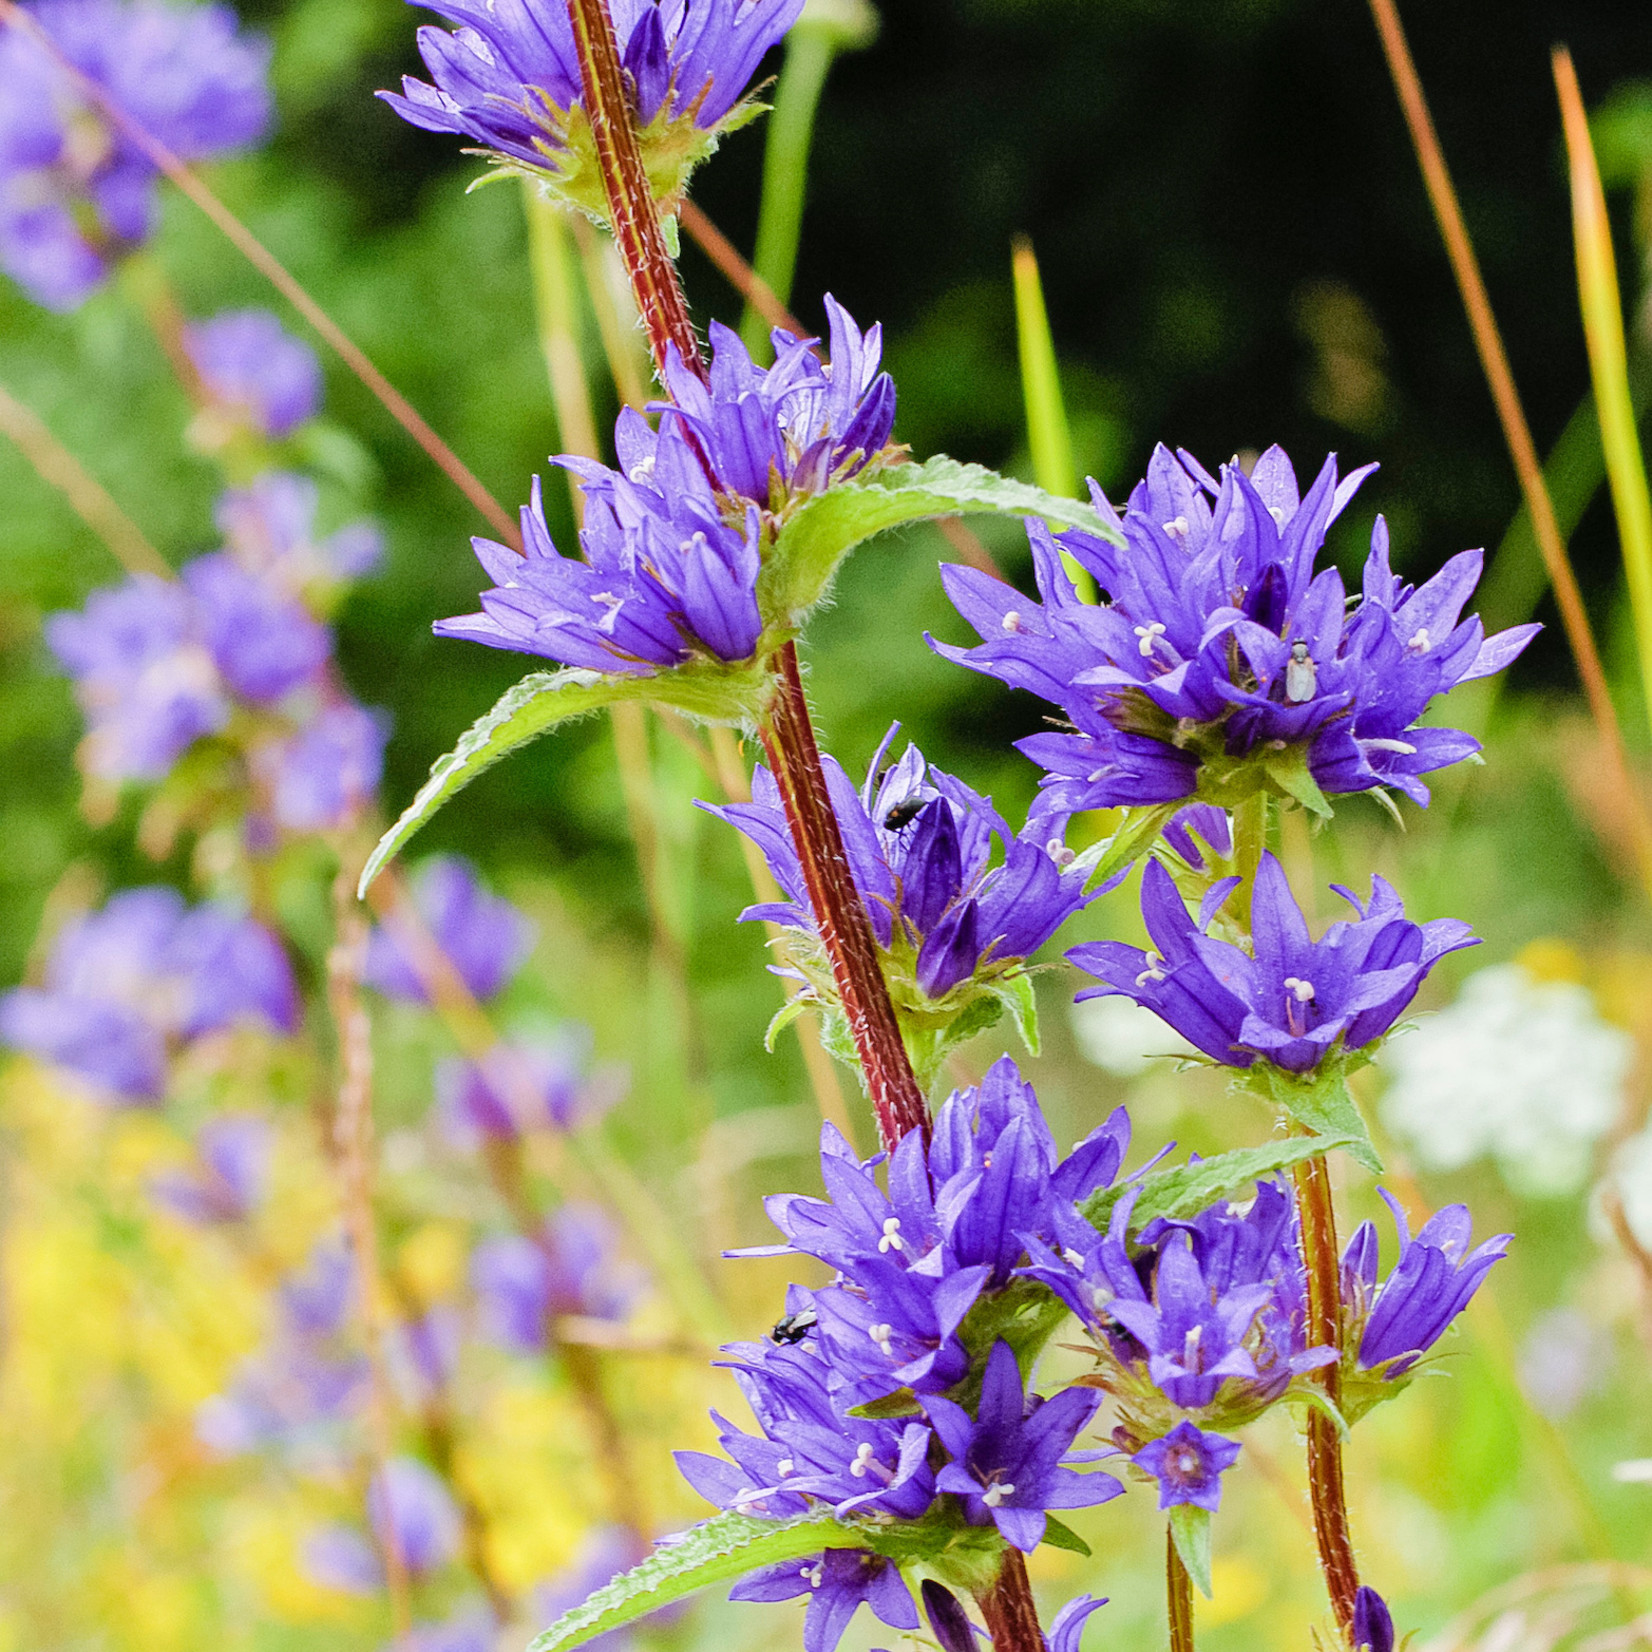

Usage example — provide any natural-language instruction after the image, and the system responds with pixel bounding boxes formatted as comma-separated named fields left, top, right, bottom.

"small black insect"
left=771, top=1308, right=818, bottom=1345
left=881, top=797, right=926, bottom=832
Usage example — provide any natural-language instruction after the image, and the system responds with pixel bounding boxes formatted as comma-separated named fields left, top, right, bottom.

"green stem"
left=1231, top=791, right=1268, bottom=927
left=522, top=180, right=601, bottom=487
left=1167, top=1525, right=1196, bottom=1652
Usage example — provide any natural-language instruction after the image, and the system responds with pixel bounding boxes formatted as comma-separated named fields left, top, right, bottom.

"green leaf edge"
left=526, top=1512, right=866, bottom=1652
left=1168, top=1504, right=1214, bottom=1598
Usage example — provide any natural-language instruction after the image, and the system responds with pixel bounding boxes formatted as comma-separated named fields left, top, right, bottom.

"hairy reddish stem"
left=564, top=0, right=702, bottom=379
left=1292, top=1151, right=1360, bottom=1637
left=977, top=1549, right=1046, bottom=1652
left=1167, top=1525, right=1196, bottom=1652
left=758, top=645, right=930, bottom=1151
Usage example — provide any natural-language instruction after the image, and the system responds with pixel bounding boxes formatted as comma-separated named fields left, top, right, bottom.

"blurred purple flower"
left=369, top=1456, right=462, bottom=1576
left=262, top=700, right=390, bottom=833
left=1070, top=854, right=1477, bottom=1074
left=435, top=1037, right=625, bottom=1146
left=393, top=1606, right=498, bottom=1652
left=363, top=855, right=532, bottom=1005
left=45, top=576, right=227, bottom=783
left=471, top=1205, right=639, bottom=1354
left=380, top=0, right=802, bottom=166
left=0, top=0, right=270, bottom=309
left=217, top=471, right=384, bottom=590
left=183, top=551, right=331, bottom=703
left=185, top=309, right=323, bottom=439
left=729, top=1549, right=916, bottom=1652
left=281, top=1237, right=356, bottom=1337
left=934, top=445, right=1538, bottom=814
left=1344, top=1190, right=1508, bottom=1376
left=303, top=1524, right=383, bottom=1595
left=0, top=888, right=296, bottom=1100
left=398, top=1307, right=462, bottom=1401
left=148, top=1114, right=270, bottom=1224
left=1132, top=1420, right=1241, bottom=1512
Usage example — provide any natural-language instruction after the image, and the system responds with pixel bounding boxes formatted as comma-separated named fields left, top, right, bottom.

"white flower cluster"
left=1379, top=963, right=1631, bottom=1195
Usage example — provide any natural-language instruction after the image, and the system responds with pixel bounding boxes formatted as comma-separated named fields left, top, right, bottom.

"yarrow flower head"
left=435, top=302, right=894, bottom=697
left=934, top=444, right=1539, bottom=818
left=1340, top=1189, right=1508, bottom=1418
left=0, top=0, right=271, bottom=310
left=0, top=887, right=296, bottom=1101
left=1069, top=853, right=1477, bottom=1077
left=705, top=727, right=1097, bottom=1082
left=379, top=0, right=802, bottom=219
left=184, top=309, right=324, bottom=442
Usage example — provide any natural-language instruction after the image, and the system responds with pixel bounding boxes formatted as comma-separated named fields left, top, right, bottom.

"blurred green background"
left=4, top=1, right=1652, bottom=1649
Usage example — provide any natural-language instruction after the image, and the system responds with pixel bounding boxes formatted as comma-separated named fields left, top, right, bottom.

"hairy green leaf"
left=1252, top=1065, right=1382, bottom=1174
left=762, top=455, right=1108, bottom=626
left=526, top=1512, right=865, bottom=1652
left=1081, top=1133, right=1358, bottom=1234
left=1040, top=1515, right=1093, bottom=1557
left=1169, top=1504, right=1214, bottom=1598
left=1261, top=744, right=1334, bottom=819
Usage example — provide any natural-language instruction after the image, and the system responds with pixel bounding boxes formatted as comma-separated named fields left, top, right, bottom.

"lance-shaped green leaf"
left=1248, top=1062, right=1382, bottom=1174
left=527, top=1512, right=868, bottom=1652
left=359, top=659, right=770, bottom=896
left=1081, top=1133, right=1359, bottom=1235
left=1168, top=1504, right=1214, bottom=1598
left=761, top=455, right=1110, bottom=626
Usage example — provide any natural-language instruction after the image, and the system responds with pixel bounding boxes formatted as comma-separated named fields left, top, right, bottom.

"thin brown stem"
left=759, top=644, right=928, bottom=1152
left=0, top=380, right=170, bottom=579
left=563, top=0, right=702, bottom=379
left=1167, top=1525, right=1197, bottom=1652
left=0, top=0, right=520, bottom=547
left=1364, top=0, right=1652, bottom=883
left=1291, top=1150, right=1359, bottom=1638
left=976, top=1549, right=1046, bottom=1652
left=327, top=865, right=412, bottom=1638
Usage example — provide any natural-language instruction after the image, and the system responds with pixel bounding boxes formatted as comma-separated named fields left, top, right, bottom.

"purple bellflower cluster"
left=1069, top=853, right=1478, bottom=1079
left=935, top=445, right=1539, bottom=817
left=436, top=302, right=894, bottom=687
left=675, top=1059, right=1127, bottom=1651
left=0, top=0, right=270, bottom=309
left=380, top=0, right=802, bottom=216
left=705, top=726, right=1095, bottom=1082
left=45, top=354, right=387, bottom=833
left=0, top=886, right=295, bottom=1101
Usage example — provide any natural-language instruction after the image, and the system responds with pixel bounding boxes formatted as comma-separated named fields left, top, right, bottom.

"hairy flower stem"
left=1292, top=1149, right=1360, bottom=1638
left=759, top=644, right=931, bottom=1151
left=563, top=0, right=702, bottom=380
left=1167, top=1525, right=1196, bottom=1652
left=977, top=1548, right=1047, bottom=1652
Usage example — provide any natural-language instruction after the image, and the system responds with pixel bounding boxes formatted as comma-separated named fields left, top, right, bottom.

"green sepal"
left=1246, top=1062, right=1382, bottom=1174
left=953, top=1277, right=1072, bottom=1404
left=360, top=660, right=770, bottom=896
left=1168, top=1505, right=1214, bottom=1599
left=846, top=1387, right=922, bottom=1420
left=760, top=456, right=1107, bottom=630
left=1074, top=801, right=1184, bottom=890
left=763, top=994, right=811, bottom=1053
left=1259, top=743, right=1334, bottom=819
left=1283, top=1383, right=1352, bottom=1442
left=1040, top=1516, right=1092, bottom=1557
left=1080, top=1133, right=1358, bottom=1235
left=526, top=1511, right=867, bottom=1652
left=991, top=971, right=1041, bottom=1059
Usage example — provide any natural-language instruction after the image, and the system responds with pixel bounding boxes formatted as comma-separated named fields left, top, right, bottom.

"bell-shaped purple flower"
left=364, top=855, right=533, bottom=1005
left=934, top=445, right=1539, bottom=815
left=1345, top=1190, right=1509, bottom=1376
left=1070, top=854, right=1478, bottom=1074
left=369, top=1456, right=462, bottom=1576
left=0, top=0, right=270, bottom=310
left=183, top=551, right=331, bottom=704
left=436, top=463, right=763, bottom=675
left=184, top=309, right=323, bottom=439
left=259, top=700, right=390, bottom=834
left=728, top=1548, right=916, bottom=1652
left=1353, top=1587, right=1396, bottom=1652
left=923, top=1340, right=1120, bottom=1552
left=706, top=726, right=1093, bottom=1009
left=379, top=0, right=802, bottom=179
left=1132, top=1419, right=1241, bottom=1512
left=655, top=303, right=896, bottom=507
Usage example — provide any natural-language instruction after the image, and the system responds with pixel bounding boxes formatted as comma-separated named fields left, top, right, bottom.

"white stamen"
left=868, top=1323, right=895, bottom=1357
left=1182, top=1324, right=1203, bottom=1367
left=1268, top=505, right=1290, bottom=527
left=1135, top=953, right=1167, bottom=987
left=1407, top=627, right=1431, bottom=653
left=803, top=1563, right=824, bottom=1588
left=1047, top=839, right=1077, bottom=869
left=1134, top=621, right=1168, bottom=657
left=849, top=1443, right=878, bottom=1478
left=776, top=1458, right=795, bottom=1478
left=981, top=1482, right=1017, bottom=1508
left=1283, top=976, right=1316, bottom=1003
left=1162, top=516, right=1189, bottom=538
left=1062, top=1247, right=1086, bottom=1268
left=1360, top=737, right=1418, bottom=755
left=1172, top=1449, right=1201, bottom=1477
left=878, top=1217, right=905, bottom=1254
left=1001, top=609, right=1024, bottom=633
